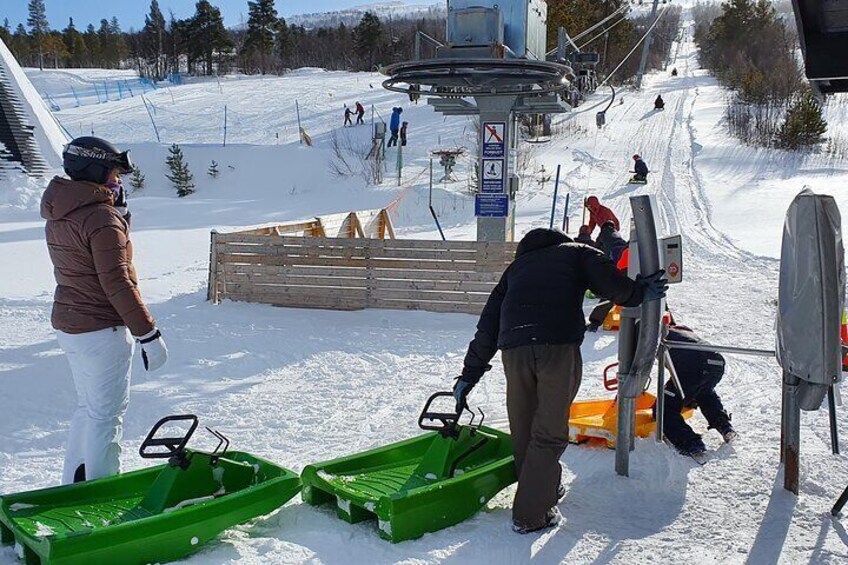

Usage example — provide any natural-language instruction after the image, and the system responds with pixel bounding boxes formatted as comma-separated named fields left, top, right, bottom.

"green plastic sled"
left=0, top=415, right=301, bottom=565
left=301, top=393, right=516, bottom=542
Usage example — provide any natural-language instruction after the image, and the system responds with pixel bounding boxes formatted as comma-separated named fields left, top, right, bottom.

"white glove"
left=137, top=328, right=168, bottom=372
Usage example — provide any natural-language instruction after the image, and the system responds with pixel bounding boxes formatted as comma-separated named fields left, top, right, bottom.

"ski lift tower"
left=383, top=0, right=572, bottom=242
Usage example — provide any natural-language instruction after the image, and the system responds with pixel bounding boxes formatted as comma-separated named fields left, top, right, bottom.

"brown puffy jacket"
left=41, top=177, right=155, bottom=336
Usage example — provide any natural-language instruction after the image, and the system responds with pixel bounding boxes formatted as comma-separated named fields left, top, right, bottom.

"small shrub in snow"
left=208, top=160, right=220, bottom=178
left=165, top=144, right=195, bottom=197
left=779, top=88, right=827, bottom=150
left=129, top=165, right=145, bottom=192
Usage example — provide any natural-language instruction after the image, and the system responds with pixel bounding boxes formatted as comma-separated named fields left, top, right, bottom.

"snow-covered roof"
left=0, top=36, right=67, bottom=176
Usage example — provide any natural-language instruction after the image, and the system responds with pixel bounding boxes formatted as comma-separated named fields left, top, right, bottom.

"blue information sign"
left=481, top=158, right=505, bottom=193
left=475, top=193, right=510, bottom=217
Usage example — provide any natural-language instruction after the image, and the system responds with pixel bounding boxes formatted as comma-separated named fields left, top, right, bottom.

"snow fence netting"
left=777, top=188, right=845, bottom=410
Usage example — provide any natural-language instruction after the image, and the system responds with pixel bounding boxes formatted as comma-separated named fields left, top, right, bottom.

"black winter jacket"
left=596, top=223, right=628, bottom=264
left=634, top=159, right=649, bottom=176
left=461, top=229, right=645, bottom=383
left=666, top=325, right=726, bottom=400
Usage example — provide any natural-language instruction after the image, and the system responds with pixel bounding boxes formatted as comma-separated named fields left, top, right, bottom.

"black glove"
left=636, top=269, right=668, bottom=302
left=453, top=378, right=475, bottom=413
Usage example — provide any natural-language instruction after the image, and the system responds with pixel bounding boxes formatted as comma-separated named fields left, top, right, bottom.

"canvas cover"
left=777, top=188, right=845, bottom=410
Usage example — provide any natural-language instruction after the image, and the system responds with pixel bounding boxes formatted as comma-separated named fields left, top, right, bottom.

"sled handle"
left=603, top=362, right=619, bottom=391
left=418, top=392, right=462, bottom=435
left=139, top=414, right=199, bottom=459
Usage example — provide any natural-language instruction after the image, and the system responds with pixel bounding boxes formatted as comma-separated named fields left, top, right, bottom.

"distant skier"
left=408, top=84, right=421, bottom=104
left=671, top=67, right=678, bottom=77
left=400, top=121, right=408, bottom=147
left=657, top=322, right=737, bottom=458
left=654, top=95, right=665, bottom=110
left=42, top=137, right=168, bottom=485
left=632, top=154, right=649, bottom=182
left=387, top=107, right=403, bottom=147
left=585, top=195, right=620, bottom=235
left=453, top=228, right=668, bottom=534
left=355, top=101, right=365, bottom=125
left=344, top=106, right=353, bottom=127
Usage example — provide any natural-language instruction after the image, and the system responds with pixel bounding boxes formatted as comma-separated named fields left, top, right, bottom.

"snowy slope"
left=2, top=7, right=848, bottom=565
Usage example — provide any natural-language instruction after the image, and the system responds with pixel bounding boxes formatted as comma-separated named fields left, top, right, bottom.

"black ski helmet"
left=62, top=137, right=133, bottom=184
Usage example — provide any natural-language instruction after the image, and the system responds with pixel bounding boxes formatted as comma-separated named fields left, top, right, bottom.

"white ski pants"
left=56, top=326, right=134, bottom=484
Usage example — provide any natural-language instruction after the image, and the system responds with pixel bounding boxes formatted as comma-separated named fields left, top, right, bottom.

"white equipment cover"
left=777, top=188, right=845, bottom=410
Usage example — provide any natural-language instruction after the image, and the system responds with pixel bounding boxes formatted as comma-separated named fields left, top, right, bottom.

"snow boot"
left=73, top=464, right=86, bottom=483
left=717, top=423, right=737, bottom=443
left=512, top=507, right=562, bottom=535
left=586, top=321, right=601, bottom=333
left=677, top=438, right=707, bottom=464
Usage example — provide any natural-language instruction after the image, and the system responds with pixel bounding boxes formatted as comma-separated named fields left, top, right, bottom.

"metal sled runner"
left=301, top=393, right=515, bottom=542
left=0, top=415, right=301, bottom=565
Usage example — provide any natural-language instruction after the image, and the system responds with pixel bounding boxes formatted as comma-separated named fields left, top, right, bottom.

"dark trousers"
left=344, top=115, right=352, bottom=126
left=503, top=343, right=581, bottom=527
left=387, top=130, right=399, bottom=147
left=661, top=375, right=730, bottom=450
left=356, top=112, right=364, bottom=125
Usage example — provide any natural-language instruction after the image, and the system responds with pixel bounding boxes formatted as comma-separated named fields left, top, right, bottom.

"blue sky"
left=3, top=0, right=435, bottom=31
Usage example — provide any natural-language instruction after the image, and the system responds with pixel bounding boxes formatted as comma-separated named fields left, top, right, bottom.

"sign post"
left=476, top=97, right=517, bottom=241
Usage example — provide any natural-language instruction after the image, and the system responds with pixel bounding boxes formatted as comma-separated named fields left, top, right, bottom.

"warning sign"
left=475, top=193, right=509, bottom=217
left=481, top=159, right=505, bottom=193
left=482, top=122, right=506, bottom=158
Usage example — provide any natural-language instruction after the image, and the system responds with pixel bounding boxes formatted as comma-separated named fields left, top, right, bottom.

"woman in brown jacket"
left=42, top=137, right=168, bottom=484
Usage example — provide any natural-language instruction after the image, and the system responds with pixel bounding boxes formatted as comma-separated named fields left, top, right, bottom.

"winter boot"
left=717, top=423, right=737, bottom=443
left=586, top=321, right=601, bottom=333
left=676, top=437, right=706, bottom=458
left=73, top=464, right=86, bottom=483
left=512, top=507, right=562, bottom=535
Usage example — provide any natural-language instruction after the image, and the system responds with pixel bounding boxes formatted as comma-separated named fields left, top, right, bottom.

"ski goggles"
left=64, top=144, right=134, bottom=174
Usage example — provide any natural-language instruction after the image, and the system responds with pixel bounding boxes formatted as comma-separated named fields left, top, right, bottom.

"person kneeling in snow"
left=659, top=323, right=737, bottom=457
left=42, top=137, right=169, bottom=485
left=453, top=228, right=668, bottom=534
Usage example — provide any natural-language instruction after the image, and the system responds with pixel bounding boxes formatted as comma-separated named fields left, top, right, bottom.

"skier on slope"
left=355, top=101, right=365, bottom=125
left=344, top=105, right=353, bottom=127
left=632, top=154, right=649, bottom=182
left=400, top=121, right=408, bottom=146
left=41, top=137, right=168, bottom=485
left=657, top=321, right=737, bottom=458
left=654, top=95, right=665, bottom=110
left=585, top=195, right=620, bottom=235
left=387, top=107, right=403, bottom=147
left=453, top=228, right=668, bottom=534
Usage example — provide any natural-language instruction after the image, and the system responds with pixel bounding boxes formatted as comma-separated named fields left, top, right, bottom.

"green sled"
left=301, top=393, right=516, bottom=543
left=0, top=416, right=301, bottom=565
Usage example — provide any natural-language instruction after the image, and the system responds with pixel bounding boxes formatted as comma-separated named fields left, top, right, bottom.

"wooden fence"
left=207, top=234, right=518, bottom=315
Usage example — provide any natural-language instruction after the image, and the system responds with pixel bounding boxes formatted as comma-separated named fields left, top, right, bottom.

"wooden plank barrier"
left=208, top=234, right=518, bottom=315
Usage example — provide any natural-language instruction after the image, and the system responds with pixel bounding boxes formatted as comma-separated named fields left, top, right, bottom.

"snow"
left=1, top=4, right=848, bottom=564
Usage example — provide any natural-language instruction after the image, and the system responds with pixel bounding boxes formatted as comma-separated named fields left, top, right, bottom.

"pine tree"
left=143, top=0, right=167, bottom=79
left=187, top=1, right=233, bottom=75
left=0, top=18, right=11, bottom=47
left=208, top=160, right=220, bottom=178
left=27, top=0, right=48, bottom=70
left=243, top=0, right=279, bottom=73
left=129, top=165, right=146, bottom=191
left=779, top=87, right=828, bottom=149
left=165, top=144, right=195, bottom=197
left=84, top=24, right=100, bottom=66
left=11, top=24, right=32, bottom=65
left=353, top=12, right=382, bottom=70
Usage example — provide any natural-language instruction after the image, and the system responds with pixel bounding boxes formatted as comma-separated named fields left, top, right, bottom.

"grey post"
left=477, top=96, right=518, bottom=242
left=782, top=370, right=801, bottom=494
left=635, top=0, right=660, bottom=90
left=655, top=341, right=666, bottom=443
left=616, top=195, right=663, bottom=477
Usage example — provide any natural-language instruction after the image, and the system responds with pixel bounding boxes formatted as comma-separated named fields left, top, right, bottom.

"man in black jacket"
left=658, top=324, right=736, bottom=457
left=453, top=228, right=667, bottom=534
